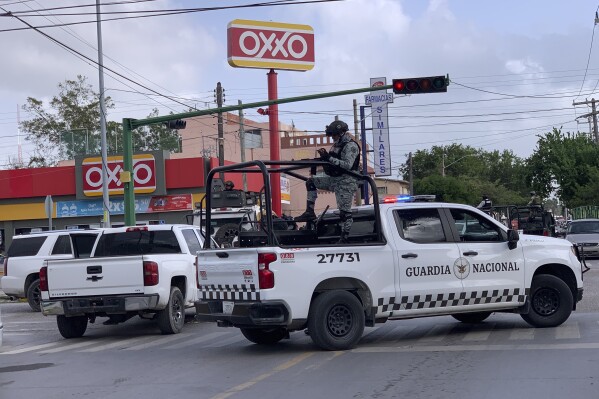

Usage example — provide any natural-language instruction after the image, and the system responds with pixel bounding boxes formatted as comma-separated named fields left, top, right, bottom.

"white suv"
left=1, top=230, right=99, bottom=311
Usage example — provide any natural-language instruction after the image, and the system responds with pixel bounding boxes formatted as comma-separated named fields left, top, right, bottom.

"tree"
left=527, top=128, right=599, bottom=207
left=20, top=76, right=181, bottom=167
left=20, top=75, right=112, bottom=166
left=401, top=144, right=529, bottom=206
left=131, top=109, right=181, bottom=153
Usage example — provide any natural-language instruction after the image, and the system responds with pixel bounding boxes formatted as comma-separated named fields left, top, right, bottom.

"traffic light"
left=392, top=75, right=448, bottom=94
left=164, top=119, right=187, bottom=129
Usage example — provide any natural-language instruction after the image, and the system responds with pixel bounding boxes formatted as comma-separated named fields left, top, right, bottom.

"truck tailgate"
left=46, top=256, right=145, bottom=298
left=197, top=248, right=261, bottom=301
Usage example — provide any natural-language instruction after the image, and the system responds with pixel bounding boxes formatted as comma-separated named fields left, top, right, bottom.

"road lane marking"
left=418, top=325, right=452, bottom=342
left=39, top=339, right=100, bottom=353
left=509, top=328, right=534, bottom=340
left=124, top=333, right=194, bottom=351
left=163, top=331, right=229, bottom=350
left=555, top=322, right=581, bottom=339
left=210, top=352, right=315, bottom=399
left=79, top=336, right=155, bottom=352
left=462, top=329, right=492, bottom=341
left=352, top=342, right=599, bottom=353
left=0, top=342, right=60, bottom=355
left=204, top=334, right=246, bottom=348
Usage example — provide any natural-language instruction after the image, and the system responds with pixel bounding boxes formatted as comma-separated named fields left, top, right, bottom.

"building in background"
left=0, top=112, right=408, bottom=250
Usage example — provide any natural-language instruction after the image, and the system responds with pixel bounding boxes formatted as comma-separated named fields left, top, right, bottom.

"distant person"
left=224, top=180, right=235, bottom=191
left=528, top=191, right=541, bottom=206
left=476, top=194, right=492, bottom=211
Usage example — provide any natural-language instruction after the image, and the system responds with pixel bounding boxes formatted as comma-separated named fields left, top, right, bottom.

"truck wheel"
left=157, top=286, right=185, bottom=334
left=57, top=315, right=88, bottom=339
left=240, top=327, right=287, bottom=345
left=26, top=279, right=41, bottom=312
left=307, top=290, right=365, bottom=351
left=214, top=223, right=239, bottom=248
left=521, top=274, right=573, bottom=328
left=451, top=312, right=492, bottom=323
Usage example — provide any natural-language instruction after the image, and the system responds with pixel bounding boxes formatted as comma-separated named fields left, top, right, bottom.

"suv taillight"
left=40, top=266, right=48, bottom=291
left=3, top=257, right=7, bottom=276
left=143, top=261, right=159, bottom=286
left=258, top=253, right=277, bottom=289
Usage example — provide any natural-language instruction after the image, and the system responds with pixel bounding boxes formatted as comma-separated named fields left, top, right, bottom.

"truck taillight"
left=258, top=253, right=277, bottom=289
left=143, top=261, right=159, bottom=286
left=40, top=266, right=48, bottom=291
left=195, top=257, right=200, bottom=288
left=3, top=257, right=7, bottom=276
left=543, top=230, right=549, bottom=236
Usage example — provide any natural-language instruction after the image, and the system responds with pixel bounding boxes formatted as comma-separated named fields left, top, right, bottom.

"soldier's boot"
left=336, top=232, right=350, bottom=244
left=295, top=201, right=316, bottom=222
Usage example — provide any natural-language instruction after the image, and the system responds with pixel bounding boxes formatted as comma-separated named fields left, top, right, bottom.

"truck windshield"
left=94, top=230, right=181, bottom=256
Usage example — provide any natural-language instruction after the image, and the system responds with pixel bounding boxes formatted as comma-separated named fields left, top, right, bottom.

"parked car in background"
left=565, top=219, right=599, bottom=257
left=0, top=229, right=100, bottom=311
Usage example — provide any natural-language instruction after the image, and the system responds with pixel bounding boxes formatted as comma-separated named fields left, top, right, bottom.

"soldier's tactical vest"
left=323, top=138, right=360, bottom=177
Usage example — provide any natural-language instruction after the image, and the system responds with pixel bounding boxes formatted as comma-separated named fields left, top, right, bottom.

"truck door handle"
left=87, top=266, right=102, bottom=274
left=463, top=251, right=478, bottom=256
left=401, top=253, right=418, bottom=259
left=216, top=252, right=229, bottom=258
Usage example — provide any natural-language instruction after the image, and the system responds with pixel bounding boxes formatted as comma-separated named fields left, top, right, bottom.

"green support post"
left=123, top=118, right=135, bottom=226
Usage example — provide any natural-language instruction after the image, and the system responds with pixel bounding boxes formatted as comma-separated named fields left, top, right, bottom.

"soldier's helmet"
left=325, top=120, right=349, bottom=136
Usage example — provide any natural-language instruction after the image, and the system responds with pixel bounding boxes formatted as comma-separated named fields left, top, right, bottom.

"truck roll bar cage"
left=201, top=160, right=382, bottom=249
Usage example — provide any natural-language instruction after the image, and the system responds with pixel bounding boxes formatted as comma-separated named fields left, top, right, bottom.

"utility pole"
left=352, top=99, right=361, bottom=205
left=408, top=152, right=414, bottom=195
left=96, top=0, right=110, bottom=227
left=573, top=98, right=599, bottom=143
left=238, top=99, right=248, bottom=192
left=215, top=82, right=225, bottom=179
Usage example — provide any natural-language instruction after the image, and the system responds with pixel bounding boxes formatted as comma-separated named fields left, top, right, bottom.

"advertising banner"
left=57, top=194, right=192, bottom=218
left=227, top=19, right=315, bottom=71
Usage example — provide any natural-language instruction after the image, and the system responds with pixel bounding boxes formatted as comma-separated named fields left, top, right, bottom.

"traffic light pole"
left=121, top=84, right=392, bottom=225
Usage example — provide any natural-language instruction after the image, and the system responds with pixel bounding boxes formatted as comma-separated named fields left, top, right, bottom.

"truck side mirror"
left=507, top=229, right=519, bottom=250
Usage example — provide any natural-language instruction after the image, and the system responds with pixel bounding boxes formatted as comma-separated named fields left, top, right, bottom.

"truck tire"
left=240, top=327, right=287, bottom=345
left=157, top=286, right=185, bottom=334
left=26, top=279, right=41, bottom=312
left=214, top=223, right=239, bottom=248
left=451, top=312, right=492, bottom=323
left=307, top=290, right=365, bottom=351
left=57, top=315, right=88, bottom=339
left=521, top=274, right=573, bottom=328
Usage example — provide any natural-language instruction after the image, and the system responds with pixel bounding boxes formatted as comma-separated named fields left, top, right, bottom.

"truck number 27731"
left=317, top=253, right=361, bottom=263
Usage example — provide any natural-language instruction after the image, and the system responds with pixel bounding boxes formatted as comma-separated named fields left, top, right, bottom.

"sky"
left=1, top=0, right=599, bottom=179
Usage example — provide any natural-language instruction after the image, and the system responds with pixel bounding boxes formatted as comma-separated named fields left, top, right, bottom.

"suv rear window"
left=6, top=236, right=48, bottom=257
left=94, top=230, right=181, bottom=256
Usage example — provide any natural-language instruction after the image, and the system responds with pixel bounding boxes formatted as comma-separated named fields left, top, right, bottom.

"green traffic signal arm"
left=125, top=84, right=393, bottom=129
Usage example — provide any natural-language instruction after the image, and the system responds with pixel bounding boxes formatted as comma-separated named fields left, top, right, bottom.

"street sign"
left=369, top=77, right=392, bottom=177
left=44, top=195, right=53, bottom=218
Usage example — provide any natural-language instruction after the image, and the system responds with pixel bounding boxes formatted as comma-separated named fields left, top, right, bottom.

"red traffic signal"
left=392, top=75, right=448, bottom=94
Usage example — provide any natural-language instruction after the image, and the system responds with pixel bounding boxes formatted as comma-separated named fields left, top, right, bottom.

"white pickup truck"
left=41, top=224, right=214, bottom=338
left=194, top=161, right=586, bottom=351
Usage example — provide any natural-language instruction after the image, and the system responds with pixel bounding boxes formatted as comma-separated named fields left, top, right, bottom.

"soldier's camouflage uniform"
left=307, top=133, right=360, bottom=234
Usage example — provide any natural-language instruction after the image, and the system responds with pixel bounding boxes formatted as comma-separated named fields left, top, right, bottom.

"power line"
left=0, top=0, right=344, bottom=32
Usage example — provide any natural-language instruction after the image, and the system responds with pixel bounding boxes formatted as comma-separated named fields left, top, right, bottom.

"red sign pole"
left=267, top=69, right=282, bottom=216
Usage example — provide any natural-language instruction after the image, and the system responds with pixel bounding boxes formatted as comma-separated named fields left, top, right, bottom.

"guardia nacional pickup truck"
left=195, top=161, right=585, bottom=351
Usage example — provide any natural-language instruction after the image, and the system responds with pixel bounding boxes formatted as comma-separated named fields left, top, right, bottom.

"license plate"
left=222, top=301, right=234, bottom=315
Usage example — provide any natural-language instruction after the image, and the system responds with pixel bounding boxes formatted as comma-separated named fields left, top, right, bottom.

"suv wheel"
left=26, top=279, right=41, bottom=312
